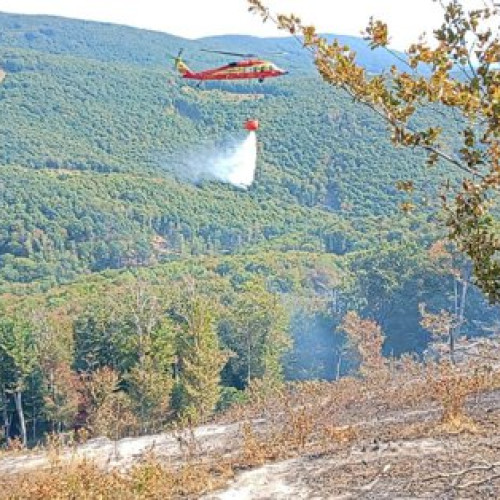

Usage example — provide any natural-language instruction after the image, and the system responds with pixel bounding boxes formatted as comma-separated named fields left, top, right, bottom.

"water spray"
left=165, top=119, right=259, bottom=189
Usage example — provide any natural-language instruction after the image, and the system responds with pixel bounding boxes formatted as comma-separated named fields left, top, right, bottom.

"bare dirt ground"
left=0, top=422, right=242, bottom=475
left=204, top=393, right=500, bottom=499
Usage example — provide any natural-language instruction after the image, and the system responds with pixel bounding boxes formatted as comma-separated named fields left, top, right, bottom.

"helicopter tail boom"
left=169, top=49, right=194, bottom=77
left=175, top=57, right=193, bottom=76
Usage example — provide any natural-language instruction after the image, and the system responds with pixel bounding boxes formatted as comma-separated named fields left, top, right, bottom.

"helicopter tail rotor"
left=168, top=49, right=192, bottom=76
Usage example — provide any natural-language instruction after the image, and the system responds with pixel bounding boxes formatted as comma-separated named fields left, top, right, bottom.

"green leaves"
left=0, top=315, right=37, bottom=392
left=174, top=293, right=228, bottom=422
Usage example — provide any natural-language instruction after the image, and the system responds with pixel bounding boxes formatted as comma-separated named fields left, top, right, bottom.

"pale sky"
left=0, top=0, right=492, bottom=50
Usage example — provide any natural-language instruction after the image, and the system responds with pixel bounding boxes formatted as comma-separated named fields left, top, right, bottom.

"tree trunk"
left=450, top=269, right=470, bottom=363
left=449, top=279, right=459, bottom=363
left=1, top=387, right=10, bottom=441
left=32, top=372, right=37, bottom=442
left=449, top=326, right=455, bottom=363
left=457, top=277, right=469, bottom=336
left=14, top=391, right=26, bottom=447
left=247, top=333, right=252, bottom=386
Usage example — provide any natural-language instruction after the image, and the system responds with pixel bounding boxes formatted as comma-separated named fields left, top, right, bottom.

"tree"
left=248, top=0, right=500, bottom=302
left=173, top=289, right=228, bottom=423
left=421, top=240, right=473, bottom=360
left=340, top=311, right=387, bottom=377
left=126, top=356, right=174, bottom=433
left=35, top=311, right=79, bottom=435
left=120, top=280, right=176, bottom=432
left=419, top=303, right=459, bottom=360
left=73, top=299, right=127, bottom=373
left=0, top=314, right=37, bottom=446
left=219, top=279, right=290, bottom=389
left=79, top=366, right=137, bottom=438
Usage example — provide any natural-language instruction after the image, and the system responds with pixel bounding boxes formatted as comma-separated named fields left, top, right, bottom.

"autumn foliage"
left=249, top=0, right=500, bottom=302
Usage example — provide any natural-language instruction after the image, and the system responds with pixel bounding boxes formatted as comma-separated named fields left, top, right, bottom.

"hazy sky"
left=0, top=0, right=490, bottom=49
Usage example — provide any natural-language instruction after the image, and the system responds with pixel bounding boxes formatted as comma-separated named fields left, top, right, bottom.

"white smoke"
left=165, top=132, right=257, bottom=189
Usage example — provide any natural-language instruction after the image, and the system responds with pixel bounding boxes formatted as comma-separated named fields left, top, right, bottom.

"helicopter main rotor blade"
left=167, top=48, right=184, bottom=59
left=200, top=49, right=257, bottom=58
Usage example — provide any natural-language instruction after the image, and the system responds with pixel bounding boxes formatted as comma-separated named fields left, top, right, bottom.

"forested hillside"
left=1, top=12, right=499, bottom=447
left=0, top=13, right=457, bottom=285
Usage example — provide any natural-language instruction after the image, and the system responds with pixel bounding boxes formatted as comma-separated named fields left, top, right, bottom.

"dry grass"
left=0, top=456, right=235, bottom=500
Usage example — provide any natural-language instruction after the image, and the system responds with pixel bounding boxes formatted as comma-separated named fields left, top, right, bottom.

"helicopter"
left=169, top=48, right=288, bottom=83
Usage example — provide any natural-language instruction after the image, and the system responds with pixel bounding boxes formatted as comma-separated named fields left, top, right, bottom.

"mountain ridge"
left=0, top=11, right=408, bottom=73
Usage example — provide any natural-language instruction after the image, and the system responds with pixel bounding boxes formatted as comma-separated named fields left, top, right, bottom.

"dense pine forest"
left=1, top=11, right=499, bottom=447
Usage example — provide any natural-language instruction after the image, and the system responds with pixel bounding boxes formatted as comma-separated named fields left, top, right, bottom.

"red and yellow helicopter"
left=170, top=49, right=288, bottom=83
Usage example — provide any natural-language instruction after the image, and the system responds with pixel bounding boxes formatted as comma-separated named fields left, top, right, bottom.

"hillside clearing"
left=2, top=384, right=500, bottom=498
